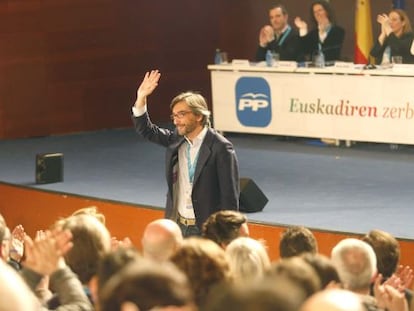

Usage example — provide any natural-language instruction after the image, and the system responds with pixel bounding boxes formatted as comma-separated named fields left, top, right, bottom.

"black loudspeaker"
left=36, top=153, right=64, bottom=184
left=239, top=177, right=268, bottom=213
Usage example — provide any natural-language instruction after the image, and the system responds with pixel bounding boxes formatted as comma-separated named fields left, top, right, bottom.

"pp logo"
left=235, top=77, right=272, bottom=127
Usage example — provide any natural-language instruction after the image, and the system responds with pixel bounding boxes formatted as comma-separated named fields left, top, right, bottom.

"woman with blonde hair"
left=370, top=9, right=414, bottom=64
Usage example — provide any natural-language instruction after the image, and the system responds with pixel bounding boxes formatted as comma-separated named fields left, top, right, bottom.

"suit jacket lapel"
left=166, top=137, right=186, bottom=183
left=192, top=129, right=213, bottom=185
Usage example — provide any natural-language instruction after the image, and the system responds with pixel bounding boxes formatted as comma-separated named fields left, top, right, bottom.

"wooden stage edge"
left=1, top=181, right=413, bottom=268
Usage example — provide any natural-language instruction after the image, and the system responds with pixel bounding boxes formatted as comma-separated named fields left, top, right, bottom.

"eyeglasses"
left=170, top=110, right=192, bottom=120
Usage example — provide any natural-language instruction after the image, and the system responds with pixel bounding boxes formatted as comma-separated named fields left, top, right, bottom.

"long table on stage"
left=208, top=63, right=414, bottom=145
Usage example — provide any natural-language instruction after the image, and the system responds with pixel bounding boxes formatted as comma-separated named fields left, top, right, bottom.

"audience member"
left=255, top=3, right=304, bottom=62
left=71, top=205, right=106, bottom=224
left=279, top=225, right=318, bottom=258
left=300, top=288, right=365, bottom=311
left=0, top=260, right=39, bottom=311
left=90, top=246, right=142, bottom=309
left=70, top=207, right=134, bottom=251
left=9, top=224, right=26, bottom=269
left=362, top=229, right=401, bottom=281
left=58, top=214, right=112, bottom=304
left=268, top=256, right=321, bottom=298
left=21, top=228, right=93, bottom=310
left=302, top=253, right=341, bottom=289
left=170, top=237, right=230, bottom=308
left=99, top=259, right=195, bottom=311
left=331, top=238, right=379, bottom=310
left=0, top=213, right=11, bottom=262
left=225, top=236, right=271, bottom=282
left=141, top=218, right=183, bottom=262
left=0, top=213, right=24, bottom=270
left=370, top=9, right=414, bottom=64
left=362, top=229, right=413, bottom=306
left=202, top=210, right=249, bottom=248
left=294, top=0, right=345, bottom=62
left=203, top=276, right=307, bottom=311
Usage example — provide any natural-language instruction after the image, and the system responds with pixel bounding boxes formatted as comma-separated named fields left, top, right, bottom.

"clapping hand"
left=259, top=25, right=274, bottom=47
left=377, top=13, right=389, bottom=25
left=377, top=13, right=392, bottom=36
left=23, top=229, right=73, bottom=276
left=10, top=224, right=26, bottom=262
left=374, top=274, right=408, bottom=311
left=395, top=265, right=414, bottom=290
left=111, top=236, right=132, bottom=250
left=294, top=17, right=307, bottom=30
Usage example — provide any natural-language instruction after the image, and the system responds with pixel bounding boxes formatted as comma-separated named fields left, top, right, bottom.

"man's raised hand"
left=135, top=70, right=161, bottom=108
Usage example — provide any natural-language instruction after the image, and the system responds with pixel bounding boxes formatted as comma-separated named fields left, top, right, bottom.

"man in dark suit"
left=256, top=4, right=304, bottom=62
left=132, top=70, right=240, bottom=237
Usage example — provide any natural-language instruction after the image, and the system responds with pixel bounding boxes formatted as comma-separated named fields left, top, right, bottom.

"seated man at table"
left=255, top=4, right=304, bottom=63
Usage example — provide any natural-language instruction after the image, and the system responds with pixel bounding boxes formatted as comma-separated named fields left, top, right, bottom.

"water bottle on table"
left=266, top=50, right=273, bottom=67
left=214, top=49, right=222, bottom=64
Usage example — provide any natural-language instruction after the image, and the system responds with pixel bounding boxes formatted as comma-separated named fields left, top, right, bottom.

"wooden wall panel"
left=1, top=0, right=414, bottom=139
left=0, top=182, right=163, bottom=249
left=0, top=0, right=219, bottom=138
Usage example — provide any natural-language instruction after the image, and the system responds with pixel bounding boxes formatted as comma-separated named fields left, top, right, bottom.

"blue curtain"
left=392, top=0, right=405, bottom=9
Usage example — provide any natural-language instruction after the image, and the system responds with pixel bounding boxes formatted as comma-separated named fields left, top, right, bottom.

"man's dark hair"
left=270, top=3, right=288, bottom=16
left=362, top=229, right=400, bottom=279
left=279, top=226, right=318, bottom=258
left=310, top=0, right=336, bottom=28
left=97, top=247, right=141, bottom=290
left=301, top=253, right=341, bottom=288
left=202, top=210, right=247, bottom=246
left=99, top=259, right=193, bottom=311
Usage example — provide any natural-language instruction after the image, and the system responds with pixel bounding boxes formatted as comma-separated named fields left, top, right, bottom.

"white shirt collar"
left=184, top=127, right=208, bottom=147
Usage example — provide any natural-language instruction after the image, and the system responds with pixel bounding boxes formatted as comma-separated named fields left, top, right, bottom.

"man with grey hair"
left=331, top=238, right=379, bottom=310
left=132, top=70, right=240, bottom=237
left=256, top=4, right=303, bottom=62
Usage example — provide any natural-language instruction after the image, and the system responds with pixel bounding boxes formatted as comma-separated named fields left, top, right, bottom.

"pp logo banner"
left=235, top=77, right=272, bottom=127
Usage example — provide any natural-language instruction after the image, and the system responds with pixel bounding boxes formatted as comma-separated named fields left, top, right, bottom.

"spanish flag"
left=354, top=0, right=373, bottom=64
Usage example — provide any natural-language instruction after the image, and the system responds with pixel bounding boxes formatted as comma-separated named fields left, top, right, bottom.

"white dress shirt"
left=132, top=105, right=207, bottom=219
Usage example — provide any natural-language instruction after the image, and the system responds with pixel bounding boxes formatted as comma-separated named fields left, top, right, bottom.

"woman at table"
left=370, top=9, right=414, bottom=65
left=294, top=0, right=347, bottom=147
left=294, top=0, right=345, bottom=63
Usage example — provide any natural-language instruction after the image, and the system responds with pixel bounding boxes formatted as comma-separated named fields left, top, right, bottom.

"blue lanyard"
left=319, top=25, right=332, bottom=46
left=278, top=25, right=292, bottom=46
left=186, top=142, right=200, bottom=184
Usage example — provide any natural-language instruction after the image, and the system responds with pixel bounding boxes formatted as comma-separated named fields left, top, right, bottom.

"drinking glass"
left=392, top=56, right=403, bottom=64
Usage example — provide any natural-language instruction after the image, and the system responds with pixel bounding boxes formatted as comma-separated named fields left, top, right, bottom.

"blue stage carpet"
left=1, top=128, right=413, bottom=239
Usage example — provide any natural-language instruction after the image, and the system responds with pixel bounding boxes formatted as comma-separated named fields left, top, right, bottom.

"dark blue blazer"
left=133, top=112, right=240, bottom=229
